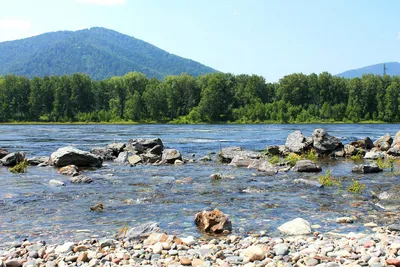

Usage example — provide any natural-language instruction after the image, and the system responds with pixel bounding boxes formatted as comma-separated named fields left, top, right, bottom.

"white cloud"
left=0, top=19, right=31, bottom=30
left=76, top=0, right=125, bottom=6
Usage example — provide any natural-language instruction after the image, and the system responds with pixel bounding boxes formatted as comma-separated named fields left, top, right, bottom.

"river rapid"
left=0, top=124, right=399, bottom=246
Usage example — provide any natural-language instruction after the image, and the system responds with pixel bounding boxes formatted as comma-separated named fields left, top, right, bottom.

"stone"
left=218, top=146, right=260, bottom=163
left=27, top=156, right=49, bottom=165
left=386, top=259, right=400, bottom=267
left=58, top=165, right=79, bottom=176
left=293, top=179, right=323, bottom=188
left=229, top=155, right=254, bottom=167
left=266, top=145, right=280, bottom=156
left=374, top=133, right=393, bottom=150
left=292, top=160, right=322, bottom=172
left=257, top=161, right=278, bottom=175
left=336, top=217, right=354, bottom=223
left=192, top=259, right=206, bottom=267
left=285, top=131, right=312, bottom=153
left=128, top=154, right=142, bottom=166
left=106, top=143, right=126, bottom=154
left=55, top=242, right=74, bottom=253
left=99, top=239, right=116, bottom=248
left=242, top=245, right=266, bottom=263
left=274, top=244, right=289, bottom=256
left=200, top=155, right=212, bottom=162
left=162, top=149, right=182, bottom=164
left=90, top=147, right=115, bottom=161
left=1, top=152, right=25, bottom=166
left=364, top=151, right=385, bottom=159
left=0, top=148, right=8, bottom=159
left=4, top=260, right=22, bottom=267
left=277, top=218, right=312, bottom=235
left=128, top=138, right=164, bottom=150
left=50, top=146, right=102, bottom=167
left=73, top=245, right=88, bottom=253
left=180, top=257, right=191, bottom=266
left=312, top=128, right=342, bottom=154
left=141, top=152, right=161, bottom=163
left=114, top=151, right=129, bottom=164
left=148, top=145, right=163, bottom=155
left=152, top=242, right=163, bottom=254
left=77, top=252, right=88, bottom=263
left=69, top=175, right=93, bottom=184
left=352, top=163, right=382, bottom=173
left=181, top=236, right=196, bottom=246
left=125, top=222, right=160, bottom=240
left=194, top=209, right=232, bottom=234
left=344, top=144, right=360, bottom=156
left=49, top=179, right=65, bottom=186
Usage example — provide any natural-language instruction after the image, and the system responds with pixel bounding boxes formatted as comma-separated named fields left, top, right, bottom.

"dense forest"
left=1, top=71, right=400, bottom=123
left=0, top=27, right=216, bottom=80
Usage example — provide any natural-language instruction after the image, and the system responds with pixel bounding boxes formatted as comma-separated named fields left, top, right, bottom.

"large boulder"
left=352, top=163, right=382, bottom=173
left=218, top=147, right=260, bottom=163
left=90, top=147, right=115, bottom=161
left=292, top=160, right=322, bottom=172
left=106, top=143, right=126, bottom=155
left=194, top=209, right=232, bottom=234
left=349, top=137, right=374, bottom=150
left=162, top=149, right=182, bottom=164
left=312, top=129, right=342, bottom=154
left=285, top=131, right=312, bottom=153
left=374, top=133, right=393, bottom=151
left=278, top=218, right=312, bottom=235
left=50, top=146, right=102, bottom=167
left=1, top=152, right=25, bottom=166
left=128, top=138, right=163, bottom=150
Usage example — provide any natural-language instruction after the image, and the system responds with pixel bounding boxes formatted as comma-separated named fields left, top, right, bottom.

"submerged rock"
left=27, top=156, right=49, bottom=166
left=0, top=148, right=8, bottom=159
left=277, top=218, right=312, bottom=235
left=125, top=222, right=160, bottom=240
left=285, top=131, right=312, bottom=153
left=162, top=149, right=182, bottom=164
left=49, top=179, right=66, bottom=187
left=292, top=160, right=322, bottom=172
left=194, top=209, right=232, bottom=234
left=50, top=147, right=102, bottom=167
left=352, top=163, right=382, bottom=173
left=69, top=175, right=93, bottom=184
left=218, top=147, right=260, bottom=163
left=312, top=128, right=342, bottom=154
left=257, top=161, right=278, bottom=175
left=1, top=152, right=25, bottom=167
left=293, top=178, right=323, bottom=188
left=58, top=165, right=79, bottom=176
left=229, top=155, right=254, bottom=167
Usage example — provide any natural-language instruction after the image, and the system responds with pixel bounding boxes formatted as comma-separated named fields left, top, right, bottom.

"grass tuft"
left=318, top=170, right=341, bottom=186
left=347, top=179, right=365, bottom=194
left=9, top=160, right=28, bottom=174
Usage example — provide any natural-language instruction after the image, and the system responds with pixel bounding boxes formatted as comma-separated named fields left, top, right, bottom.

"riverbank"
left=1, top=225, right=400, bottom=267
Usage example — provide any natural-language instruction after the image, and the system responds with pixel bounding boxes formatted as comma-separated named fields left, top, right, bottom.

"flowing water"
left=0, top=124, right=399, bottom=245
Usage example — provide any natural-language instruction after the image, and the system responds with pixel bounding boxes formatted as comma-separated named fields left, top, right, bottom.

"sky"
left=0, top=0, right=400, bottom=81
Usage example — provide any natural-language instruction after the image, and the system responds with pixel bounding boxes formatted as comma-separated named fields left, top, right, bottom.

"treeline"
left=1, top=71, right=400, bottom=123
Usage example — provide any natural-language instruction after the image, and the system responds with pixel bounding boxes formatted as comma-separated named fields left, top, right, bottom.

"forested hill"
left=0, top=27, right=216, bottom=80
left=337, top=62, right=400, bottom=78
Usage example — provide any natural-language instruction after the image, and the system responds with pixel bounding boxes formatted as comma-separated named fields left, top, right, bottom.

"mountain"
left=336, top=62, right=400, bottom=78
left=0, top=27, right=216, bottom=80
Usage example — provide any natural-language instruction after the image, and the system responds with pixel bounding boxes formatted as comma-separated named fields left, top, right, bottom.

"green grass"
left=318, top=170, right=341, bottom=186
left=350, top=151, right=364, bottom=161
left=347, top=179, right=366, bottom=194
left=304, top=149, right=318, bottom=161
left=377, top=156, right=395, bottom=172
left=285, top=153, right=303, bottom=166
left=268, top=155, right=281, bottom=165
left=9, top=160, right=28, bottom=174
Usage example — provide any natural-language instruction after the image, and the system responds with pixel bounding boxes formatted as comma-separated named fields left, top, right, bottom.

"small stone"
left=99, top=239, right=116, bottom=248
left=386, top=258, right=400, bottom=267
left=192, top=258, right=206, bottom=267
left=152, top=242, right=163, bottom=254
left=73, top=245, right=87, bottom=253
left=4, top=260, right=22, bottom=267
left=55, top=242, right=74, bottom=253
left=77, top=252, right=88, bottom=263
left=277, top=218, right=312, bottom=235
left=169, top=250, right=178, bottom=256
left=180, top=257, right=191, bottom=266
left=336, top=217, right=354, bottom=223
left=242, top=245, right=266, bottom=263
left=64, top=255, right=78, bottom=262
left=305, top=258, right=319, bottom=266
left=181, top=236, right=196, bottom=246
left=49, top=179, right=65, bottom=186
left=274, top=244, right=288, bottom=256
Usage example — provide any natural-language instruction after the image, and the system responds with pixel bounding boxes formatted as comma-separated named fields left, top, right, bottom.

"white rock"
left=278, top=218, right=312, bottom=235
left=55, top=242, right=74, bottom=253
left=152, top=242, right=163, bottom=254
left=181, top=236, right=196, bottom=246
left=242, top=245, right=266, bottom=263
left=49, top=180, right=65, bottom=187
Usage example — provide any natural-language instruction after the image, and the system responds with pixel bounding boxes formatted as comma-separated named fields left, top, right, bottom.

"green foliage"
left=9, top=160, right=28, bottom=174
left=304, top=149, right=317, bottom=161
left=347, top=179, right=365, bottom=194
left=268, top=155, right=281, bottom=165
left=350, top=151, right=364, bottom=161
left=285, top=153, right=303, bottom=166
left=318, top=170, right=341, bottom=186
left=377, top=156, right=395, bottom=172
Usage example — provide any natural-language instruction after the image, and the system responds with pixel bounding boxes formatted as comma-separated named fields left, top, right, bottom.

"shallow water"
left=0, top=124, right=399, bottom=245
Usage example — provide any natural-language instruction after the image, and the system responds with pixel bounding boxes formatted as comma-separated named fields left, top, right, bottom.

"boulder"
left=194, top=209, right=232, bottom=234
left=229, top=155, right=253, bottom=167
left=344, top=144, right=357, bottom=156
left=58, top=165, right=79, bottom=176
left=312, top=129, right=342, bottom=154
left=128, top=155, right=142, bottom=166
left=1, top=152, right=25, bottom=166
left=49, top=180, right=65, bottom=187
left=142, top=153, right=161, bottom=164
left=285, top=131, right=312, bottom=153
left=128, top=138, right=163, bottom=150
left=124, top=143, right=145, bottom=154
left=90, top=147, right=115, bottom=161
left=352, top=163, right=382, bottom=173
left=364, top=151, right=385, bottom=159
left=257, top=161, right=278, bottom=175
left=0, top=148, right=8, bottom=159
left=106, top=143, right=126, bottom=155
left=69, top=175, right=93, bottom=184
left=292, top=160, right=322, bottom=172
left=148, top=145, right=163, bottom=155
left=27, top=156, right=49, bottom=166
left=114, top=151, right=129, bottom=164
left=349, top=137, right=374, bottom=150
left=277, top=218, right=312, bottom=235
left=50, top=147, right=102, bottom=167
left=388, top=146, right=400, bottom=156
left=125, top=222, right=160, bottom=241
left=218, top=147, right=260, bottom=163
left=266, top=145, right=280, bottom=156
left=374, top=133, right=393, bottom=151
left=162, top=149, right=182, bottom=164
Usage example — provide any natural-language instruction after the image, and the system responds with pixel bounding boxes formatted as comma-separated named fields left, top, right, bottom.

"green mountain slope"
left=336, top=62, right=400, bottom=78
left=0, top=27, right=216, bottom=80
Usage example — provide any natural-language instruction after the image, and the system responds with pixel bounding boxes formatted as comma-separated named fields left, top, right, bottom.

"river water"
left=0, top=124, right=399, bottom=245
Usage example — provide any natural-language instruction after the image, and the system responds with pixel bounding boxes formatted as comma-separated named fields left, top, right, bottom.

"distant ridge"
left=336, top=62, right=400, bottom=78
left=0, top=27, right=216, bottom=80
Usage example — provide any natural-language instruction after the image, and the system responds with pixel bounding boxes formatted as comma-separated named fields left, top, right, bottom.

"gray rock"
left=142, top=152, right=161, bottom=163
left=49, top=179, right=65, bottom=186
left=274, top=244, right=289, bottom=256
left=374, top=133, right=393, bottom=151
left=50, top=146, right=102, bottom=167
left=364, top=151, right=385, bottom=159
left=200, top=155, right=212, bottom=162
left=277, top=218, right=312, bottom=235
left=257, top=161, right=278, bottom=175
left=162, top=149, right=182, bottom=164
left=114, top=151, right=129, bottom=164
left=128, top=154, right=142, bottom=166
left=0, top=148, right=8, bottom=159
left=4, top=260, right=22, bottom=267
left=229, top=155, right=253, bottom=167
left=292, top=160, right=322, bottom=172
left=69, top=175, right=93, bottom=184
left=125, top=222, right=160, bottom=240
left=148, top=145, right=163, bottom=155
left=27, top=156, right=49, bottom=166
left=352, top=163, right=382, bottom=173
left=128, top=138, right=163, bottom=150
left=266, top=145, right=280, bottom=156
left=312, top=128, right=342, bottom=154
left=293, top=178, right=323, bottom=188
left=285, top=131, right=312, bottom=153
left=218, top=146, right=260, bottom=163
left=106, top=142, right=126, bottom=154
left=1, top=152, right=25, bottom=166
left=55, top=242, right=74, bottom=253
left=99, top=239, right=116, bottom=248
left=90, top=147, right=115, bottom=161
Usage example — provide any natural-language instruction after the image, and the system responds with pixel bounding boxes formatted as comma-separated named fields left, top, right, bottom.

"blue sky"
left=0, top=0, right=399, bottom=81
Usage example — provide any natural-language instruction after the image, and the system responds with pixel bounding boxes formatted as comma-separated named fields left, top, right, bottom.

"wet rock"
left=50, top=146, right=102, bottom=167
left=344, top=144, right=364, bottom=156
left=0, top=148, right=8, bottom=159
left=292, top=160, right=322, bottom=172
left=218, top=147, right=260, bottom=163
left=257, top=161, right=278, bottom=175
left=334, top=149, right=345, bottom=157
left=128, top=138, right=163, bottom=150
left=69, top=175, right=93, bottom=184
left=148, top=145, right=163, bottom=155
left=194, top=209, right=232, bottom=234
left=229, top=155, right=253, bottom=167
left=312, top=128, right=342, bottom=154
left=374, top=133, right=393, bottom=151
left=27, top=156, right=49, bottom=166
left=350, top=137, right=374, bottom=150
left=125, top=222, right=160, bottom=240
left=162, top=149, right=182, bottom=164
left=210, top=173, right=235, bottom=180
left=58, top=165, right=79, bottom=176
left=4, top=260, right=22, bottom=267
left=364, top=151, right=385, bottom=159
left=293, top=178, right=323, bottom=188
left=90, top=147, right=115, bottom=161
left=1, top=152, right=25, bottom=166
left=285, top=131, right=312, bottom=153
left=55, top=242, right=74, bottom=253
left=266, top=145, right=280, bottom=156
left=375, top=185, right=400, bottom=210
left=142, top=152, right=161, bottom=163
left=128, top=154, right=142, bottom=166
left=49, top=179, right=65, bottom=186
left=336, top=216, right=355, bottom=223
left=388, top=146, right=400, bottom=156
left=242, top=245, right=266, bottom=262
left=352, top=163, right=382, bottom=173
left=106, top=143, right=126, bottom=155
left=200, top=155, right=212, bottom=162
left=278, top=218, right=312, bottom=235
left=114, top=151, right=129, bottom=164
